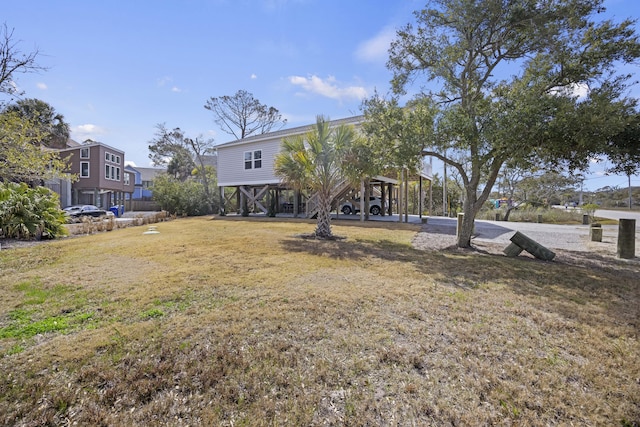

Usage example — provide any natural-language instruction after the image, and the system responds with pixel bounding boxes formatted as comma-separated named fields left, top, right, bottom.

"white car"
left=340, top=197, right=382, bottom=215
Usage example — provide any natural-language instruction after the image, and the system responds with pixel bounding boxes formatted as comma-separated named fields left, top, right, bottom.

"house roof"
left=56, top=140, right=125, bottom=154
left=126, top=166, right=167, bottom=181
left=215, top=115, right=365, bottom=149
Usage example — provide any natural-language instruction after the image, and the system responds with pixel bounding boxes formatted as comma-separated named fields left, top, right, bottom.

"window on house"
left=116, top=167, right=120, bottom=181
left=111, top=154, right=116, bottom=162
left=81, top=162, right=89, bottom=178
left=105, top=152, right=110, bottom=161
left=116, top=155, right=121, bottom=164
left=244, top=150, right=262, bottom=170
left=111, top=166, right=115, bottom=180
left=254, top=150, right=262, bottom=168
left=80, top=148, right=90, bottom=159
left=105, top=165, right=110, bottom=179
left=124, top=173, right=130, bottom=186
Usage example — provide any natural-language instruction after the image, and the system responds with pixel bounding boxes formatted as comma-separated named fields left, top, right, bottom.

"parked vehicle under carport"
left=340, top=197, right=382, bottom=215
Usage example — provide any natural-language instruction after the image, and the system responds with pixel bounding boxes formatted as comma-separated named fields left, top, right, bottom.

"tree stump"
left=503, top=242, right=524, bottom=257
left=508, top=231, right=556, bottom=261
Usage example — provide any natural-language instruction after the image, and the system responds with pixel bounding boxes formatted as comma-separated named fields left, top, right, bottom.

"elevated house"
left=49, top=140, right=134, bottom=209
left=216, top=115, right=433, bottom=218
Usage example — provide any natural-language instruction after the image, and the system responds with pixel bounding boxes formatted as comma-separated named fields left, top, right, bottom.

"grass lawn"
left=0, top=216, right=638, bottom=426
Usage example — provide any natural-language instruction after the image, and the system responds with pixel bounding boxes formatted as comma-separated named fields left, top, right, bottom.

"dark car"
left=64, top=205, right=108, bottom=219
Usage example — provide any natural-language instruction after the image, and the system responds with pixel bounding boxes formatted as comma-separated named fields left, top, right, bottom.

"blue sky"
left=3, top=0, right=640, bottom=191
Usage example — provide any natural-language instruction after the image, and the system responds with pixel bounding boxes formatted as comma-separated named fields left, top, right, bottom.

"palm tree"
left=4, top=99, right=70, bottom=148
left=275, top=116, right=356, bottom=239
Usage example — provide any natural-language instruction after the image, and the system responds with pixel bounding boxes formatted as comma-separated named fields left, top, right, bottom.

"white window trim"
left=244, top=150, right=262, bottom=170
left=80, top=162, right=90, bottom=178
left=80, top=147, right=90, bottom=159
left=253, top=149, right=262, bottom=169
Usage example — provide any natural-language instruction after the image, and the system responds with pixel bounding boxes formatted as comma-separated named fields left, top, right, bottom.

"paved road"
left=334, top=212, right=638, bottom=253
left=595, top=209, right=640, bottom=225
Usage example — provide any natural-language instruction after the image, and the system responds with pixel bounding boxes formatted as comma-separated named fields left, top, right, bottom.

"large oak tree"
left=384, top=0, right=640, bottom=247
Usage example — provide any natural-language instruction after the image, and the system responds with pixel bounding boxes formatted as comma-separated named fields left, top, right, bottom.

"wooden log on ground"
left=509, top=231, right=556, bottom=261
left=503, top=242, right=524, bottom=257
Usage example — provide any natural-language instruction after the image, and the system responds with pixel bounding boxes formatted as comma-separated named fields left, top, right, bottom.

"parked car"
left=340, top=197, right=382, bottom=215
left=63, top=205, right=108, bottom=220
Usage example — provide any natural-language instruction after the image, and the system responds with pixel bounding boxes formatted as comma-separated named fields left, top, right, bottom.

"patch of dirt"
left=0, top=238, right=52, bottom=250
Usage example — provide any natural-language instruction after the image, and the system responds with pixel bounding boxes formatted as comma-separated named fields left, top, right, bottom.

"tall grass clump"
left=478, top=206, right=584, bottom=223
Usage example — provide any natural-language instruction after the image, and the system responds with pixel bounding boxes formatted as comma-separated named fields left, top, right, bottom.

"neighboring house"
left=124, top=166, right=167, bottom=200
left=46, top=140, right=134, bottom=209
left=216, top=115, right=433, bottom=217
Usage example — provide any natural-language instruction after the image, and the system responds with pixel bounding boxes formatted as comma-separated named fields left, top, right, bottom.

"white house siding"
left=217, top=137, right=283, bottom=187
left=216, top=116, right=365, bottom=188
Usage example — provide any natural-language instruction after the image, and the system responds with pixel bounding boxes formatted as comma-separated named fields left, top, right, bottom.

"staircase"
left=306, top=180, right=354, bottom=219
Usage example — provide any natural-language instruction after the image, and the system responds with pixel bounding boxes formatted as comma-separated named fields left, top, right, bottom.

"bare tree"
left=204, top=90, right=286, bottom=140
left=0, top=23, right=46, bottom=99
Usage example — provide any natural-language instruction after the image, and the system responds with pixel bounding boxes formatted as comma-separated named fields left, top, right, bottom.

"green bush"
left=152, top=174, right=216, bottom=216
left=581, top=203, right=599, bottom=221
left=0, top=182, right=68, bottom=240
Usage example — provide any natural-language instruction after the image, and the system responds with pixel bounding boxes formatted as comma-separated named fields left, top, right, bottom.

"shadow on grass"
left=281, top=234, right=640, bottom=331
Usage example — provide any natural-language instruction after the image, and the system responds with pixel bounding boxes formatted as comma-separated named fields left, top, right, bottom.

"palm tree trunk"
left=315, top=190, right=332, bottom=238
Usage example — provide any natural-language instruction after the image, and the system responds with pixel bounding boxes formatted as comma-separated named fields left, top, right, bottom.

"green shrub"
left=581, top=203, right=599, bottom=221
left=152, top=175, right=216, bottom=216
left=0, top=182, right=68, bottom=239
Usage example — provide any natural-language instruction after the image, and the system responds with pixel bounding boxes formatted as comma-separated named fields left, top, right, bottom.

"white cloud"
left=36, top=82, right=48, bottom=90
left=125, top=160, right=137, bottom=167
left=250, top=73, right=257, bottom=79
left=72, top=124, right=107, bottom=141
left=288, top=75, right=368, bottom=101
left=355, top=26, right=396, bottom=63
left=171, top=86, right=182, bottom=93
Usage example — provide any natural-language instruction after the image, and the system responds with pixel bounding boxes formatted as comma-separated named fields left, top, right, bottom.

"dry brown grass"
left=0, top=216, right=638, bottom=426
